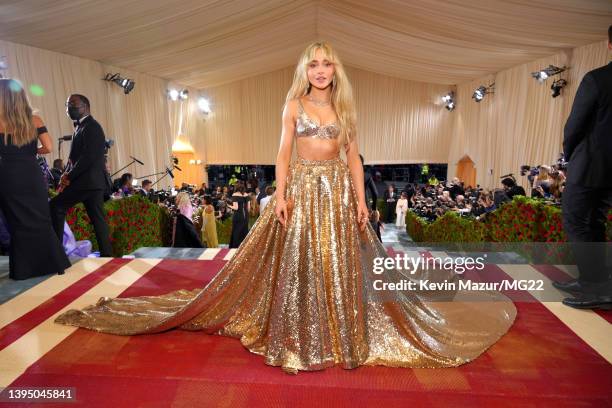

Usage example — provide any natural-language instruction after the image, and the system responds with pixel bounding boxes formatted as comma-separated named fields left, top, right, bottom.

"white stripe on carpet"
left=497, top=264, right=612, bottom=364
left=0, top=258, right=111, bottom=329
left=0, top=258, right=161, bottom=387
left=198, top=248, right=221, bottom=260
left=224, top=249, right=238, bottom=260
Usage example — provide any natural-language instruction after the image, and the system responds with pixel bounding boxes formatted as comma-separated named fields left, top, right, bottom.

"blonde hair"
left=285, top=42, right=357, bottom=147
left=0, top=79, right=37, bottom=147
left=175, top=192, right=191, bottom=209
left=536, top=165, right=551, bottom=182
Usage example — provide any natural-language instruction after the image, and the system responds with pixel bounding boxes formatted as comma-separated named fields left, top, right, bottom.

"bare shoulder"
left=283, top=99, right=300, bottom=119
left=32, top=114, right=45, bottom=127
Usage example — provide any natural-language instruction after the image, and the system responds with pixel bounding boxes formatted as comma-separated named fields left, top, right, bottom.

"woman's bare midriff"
left=295, top=137, right=340, bottom=160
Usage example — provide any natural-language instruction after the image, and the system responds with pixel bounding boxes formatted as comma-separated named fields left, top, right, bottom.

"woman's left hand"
left=357, top=201, right=369, bottom=232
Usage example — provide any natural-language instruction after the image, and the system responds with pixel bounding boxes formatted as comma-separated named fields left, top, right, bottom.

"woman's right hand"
left=275, top=196, right=288, bottom=227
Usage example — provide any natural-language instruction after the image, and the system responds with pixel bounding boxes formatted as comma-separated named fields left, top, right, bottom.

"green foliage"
left=406, top=196, right=612, bottom=243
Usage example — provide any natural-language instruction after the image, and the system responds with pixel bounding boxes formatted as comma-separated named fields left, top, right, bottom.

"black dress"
left=173, top=214, right=204, bottom=248
left=228, top=194, right=249, bottom=248
left=0, top=129, right=71, bottom=279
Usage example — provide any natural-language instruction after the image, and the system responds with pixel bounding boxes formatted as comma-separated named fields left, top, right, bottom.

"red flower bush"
left=67, top=196, right=171, bottom=257
left=404, top=196, right=612, bottom=244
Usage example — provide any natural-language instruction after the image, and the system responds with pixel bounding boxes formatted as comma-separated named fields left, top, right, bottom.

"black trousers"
left=50, top=187, right=113, bottom=257
left=385, top=201, right=396, bottom=223
left=562, top=182, right=612, bottom=292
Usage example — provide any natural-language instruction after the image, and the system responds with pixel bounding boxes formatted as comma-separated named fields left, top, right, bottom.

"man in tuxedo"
left=50, top=94, right=113, bottom=257
left=383, top=185, right=397, bottom=223
left=553, top=27, right=612, bottom=310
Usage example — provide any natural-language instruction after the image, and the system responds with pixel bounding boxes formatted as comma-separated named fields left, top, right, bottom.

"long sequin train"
left=55, top=155, right=516, bottom=373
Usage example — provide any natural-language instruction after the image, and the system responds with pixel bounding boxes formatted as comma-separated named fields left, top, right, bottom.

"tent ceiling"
left=1, top=0, right=610, bottom=88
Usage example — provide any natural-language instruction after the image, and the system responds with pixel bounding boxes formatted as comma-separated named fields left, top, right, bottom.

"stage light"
left=168, top=89, right=179, bottom=101
left=103, top=73, right=135, bottom=94
left=168, top=88, right=189, bottom=101
left=197, top=97, right=211, bottom=114
left=442, top=92, right=455, bottom=111
left=472, top=83, right=494, bottom=102
left=531, top=65, right=567, bottom=83
left=551, top=79, right=567, bottom=98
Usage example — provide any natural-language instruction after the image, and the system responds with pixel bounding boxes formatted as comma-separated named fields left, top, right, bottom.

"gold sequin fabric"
left=55, top=155, right=516, bottom=374
left=295, top=100, right=340, bottom=139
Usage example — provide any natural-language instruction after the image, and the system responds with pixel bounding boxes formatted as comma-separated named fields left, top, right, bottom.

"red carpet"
left=3, top=253, right=612, bottom=407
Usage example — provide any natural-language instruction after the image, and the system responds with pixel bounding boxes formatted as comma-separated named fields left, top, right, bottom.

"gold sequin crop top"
left=295, top=99, right=340, bottom=139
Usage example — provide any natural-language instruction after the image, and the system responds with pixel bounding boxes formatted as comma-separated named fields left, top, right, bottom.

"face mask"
left=67, top=107, right=81, bottom=121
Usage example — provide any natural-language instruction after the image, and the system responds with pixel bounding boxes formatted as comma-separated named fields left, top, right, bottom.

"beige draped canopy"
left=0, top=1, right=610, bottom=188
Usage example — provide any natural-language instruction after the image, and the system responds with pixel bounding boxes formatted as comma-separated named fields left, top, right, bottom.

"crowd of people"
left=102, top=174, right=278, bottom=250
left=379, top=169, right=564, bottom=224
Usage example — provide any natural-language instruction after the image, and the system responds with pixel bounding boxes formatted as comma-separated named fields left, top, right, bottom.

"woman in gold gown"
left=55, top=42, right=516, bottom=374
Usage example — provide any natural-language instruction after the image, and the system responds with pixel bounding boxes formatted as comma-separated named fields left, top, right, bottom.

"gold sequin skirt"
left=55, top=155, right=516, bottom=373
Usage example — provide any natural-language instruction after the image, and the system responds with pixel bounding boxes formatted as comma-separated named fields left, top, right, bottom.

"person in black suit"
left=138, top=179, right=154, bottom=200
left=501, top=177, right=526, bottom=200
left=383, top=185, right=397, bottom=223
left=49, top=94, right=113, bottom=257
left=553, top=27, right=612, bottom=310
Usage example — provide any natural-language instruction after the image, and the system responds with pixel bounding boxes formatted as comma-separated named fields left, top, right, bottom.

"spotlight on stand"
left=531, top=65, right=567, bottom=83
left=472, top=83, right=495, bottom=102
left=103, top=73, right=135, bottom=94
left=551, top=79, right=567, bottom=98
left=442, top=92, right=455, bottom=111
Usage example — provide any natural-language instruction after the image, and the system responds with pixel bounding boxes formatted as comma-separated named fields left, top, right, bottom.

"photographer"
left=445, top=177, right=465, bottom=200
left=138, top=179, right=154, bottom=200
left=549, top=169, right=565, bottom=200
left=501, top=177, right=525, bottom=200
left=532, top=165, right=552, bottom=198
left=473, top=192, right=496, bottom=218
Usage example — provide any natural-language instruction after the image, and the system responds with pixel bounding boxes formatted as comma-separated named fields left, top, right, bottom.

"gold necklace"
left=307, top=95, right=331, bottom=107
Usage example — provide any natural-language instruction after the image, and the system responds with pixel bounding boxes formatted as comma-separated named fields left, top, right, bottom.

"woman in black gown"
left=0, top=78, right=71, bottom=280
left=228, top=184, right=250, bottom=248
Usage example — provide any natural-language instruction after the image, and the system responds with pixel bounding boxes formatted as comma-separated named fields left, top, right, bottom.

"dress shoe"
left=562, top=294, right=612, bottom=310
left=57, top=270, right=65, bottom=275
left=552, top=279, right=582, bottom=294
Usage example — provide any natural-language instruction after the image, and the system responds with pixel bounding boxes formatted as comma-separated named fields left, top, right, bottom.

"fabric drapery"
left=0, top=40, right=174, bottom=188
left=1, top=1, right=609, bottom=88
left=447, top=40, right=610, bottom=189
